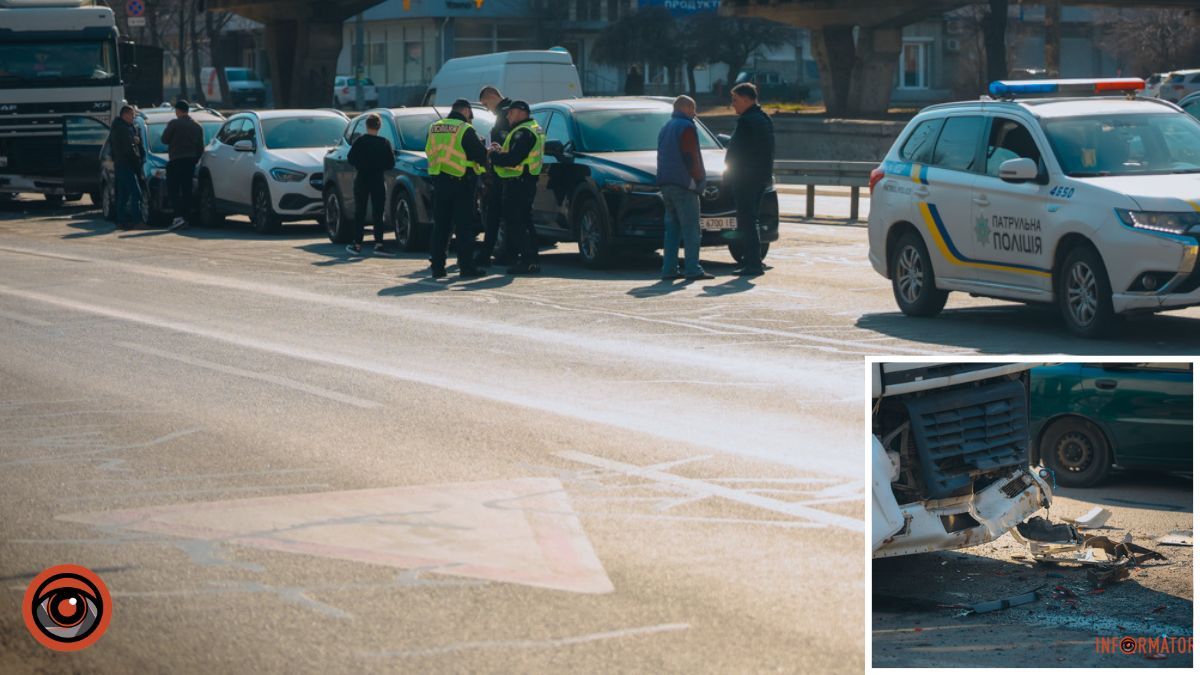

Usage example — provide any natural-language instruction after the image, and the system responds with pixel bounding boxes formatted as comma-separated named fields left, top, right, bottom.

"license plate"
left=701, top=217, right=736, bottom=231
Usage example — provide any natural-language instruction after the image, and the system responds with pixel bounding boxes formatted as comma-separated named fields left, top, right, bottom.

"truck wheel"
left=1057, top=245, right=1117, bottom=339
left=392, top=189, right=425, bottom=252
left=1039, top=417, right=1111, bottom=488
left=251, top=180, right=281, bottom=234
left=729, top=241, right=770, bottom=264
left=323, top=188, right=351, bottom=243
left=198, top=176, right=225, bottom=228
left=890, top=231, right=948, bottom=317
left=575, top=197, right=613, bottom=269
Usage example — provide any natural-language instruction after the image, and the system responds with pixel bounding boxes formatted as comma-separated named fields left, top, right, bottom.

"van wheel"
left=890, top=231, right=948, bottom=317
left=392, top=190, right=425, bottom=252
left=324, top=188, right=351, bottom=243
left=1057, top=245, right=1116, bottom=338
left=198, top=176, right=224, bottom=227
left=252, top=180, right=281, bottom=234
left=575, top=197, right=613, bottom=269
left=1039, top=417, right=1111, bottom=488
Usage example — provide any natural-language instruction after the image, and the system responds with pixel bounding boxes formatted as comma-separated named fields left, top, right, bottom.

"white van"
left=199, top=66, right=267, bottom=107
left=422, top=50, right=581, bottom=106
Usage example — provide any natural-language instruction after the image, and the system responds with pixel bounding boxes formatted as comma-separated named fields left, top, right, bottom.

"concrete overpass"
left=208, top=0, right=381, bottom=108
left=724, top=0, right=1200, bottom=116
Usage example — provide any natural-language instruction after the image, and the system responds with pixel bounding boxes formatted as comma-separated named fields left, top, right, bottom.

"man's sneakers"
left=733, top=266, right=765, bottom=277
left=168, top=217, right=188, bottom=231
left=459, top=267, right=486, bottom=279
left=685, top=271, right=716, bottom=281
left=660, top=272, right=683, bottom=281
left=373, top=242, right=394, bottom=256
left=345, top=243, right=362, bottom=256
left=430, top=264, right=448, bottom=279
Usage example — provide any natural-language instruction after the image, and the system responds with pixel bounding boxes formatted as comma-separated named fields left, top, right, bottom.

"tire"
left=1039, top=417, right=1112, bottom=488
left=323, top=188, right=351, bottom=243
left=890, top=231, right=948, bottom=317
left=198, top=175, right=225, bottom=228
left=575, top=197, right=613, bottom=269
left=728, top=241, right=770, bottom=264
left=44, top=194, right=64, bottom=204
left=251, top=180, right=281, bottom=234
left=1057, top=245, right=1117, bottom=339
left=141, top=190, right=167, bottom=227
left=391, top=189, right=425, bottom=252
left=101, top=180, right=116, bottom=222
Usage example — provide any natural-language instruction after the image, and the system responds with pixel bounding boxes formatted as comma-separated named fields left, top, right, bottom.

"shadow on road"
left=1054, top=470, right=1193, bottom=513
left=857, top=305, right=1200, bottom=354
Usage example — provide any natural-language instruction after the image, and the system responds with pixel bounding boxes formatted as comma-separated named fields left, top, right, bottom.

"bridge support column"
left=812, top=25, right=901, bottom=117
left=812, top=25, right=855, bottom=116
left=263, top=19, right=344, bottom=109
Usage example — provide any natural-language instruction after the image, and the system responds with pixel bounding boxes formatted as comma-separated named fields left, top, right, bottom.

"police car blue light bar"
left=988, top=78, right=1146, bottom=98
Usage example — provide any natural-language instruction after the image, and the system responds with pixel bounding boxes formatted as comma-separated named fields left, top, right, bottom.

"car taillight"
left=869, top=166, right=884, bottom=194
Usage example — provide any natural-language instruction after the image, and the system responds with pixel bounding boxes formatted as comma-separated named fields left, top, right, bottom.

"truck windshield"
left=1042, top=112, right=1200, bottom=176
left=0, top=40, right=118, bottom=88
left=574, top=109, right=721, bottom=153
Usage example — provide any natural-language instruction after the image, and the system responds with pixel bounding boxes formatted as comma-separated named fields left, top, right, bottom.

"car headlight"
left=270, top=168, right=306, bottom=182
left=607, top=182, right=660, bottom=194
left=1116, top=209, right=1200, bottom=235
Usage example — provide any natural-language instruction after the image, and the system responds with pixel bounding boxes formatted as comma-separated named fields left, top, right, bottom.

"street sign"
left=126, top=0, right=145, bottom=18
left=128, top=16, right=146, bottom=27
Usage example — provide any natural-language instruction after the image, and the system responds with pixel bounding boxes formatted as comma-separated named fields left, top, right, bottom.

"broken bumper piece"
left=874, top=467, right=1053, bottom=558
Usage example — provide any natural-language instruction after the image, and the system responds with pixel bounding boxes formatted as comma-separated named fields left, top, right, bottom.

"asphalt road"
left=0, top=196, right=868, bottom=673
left=872, top=471, right=1193, bottom=668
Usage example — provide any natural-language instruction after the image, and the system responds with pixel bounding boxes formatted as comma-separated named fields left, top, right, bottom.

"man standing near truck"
left=488, top=100, right=544, bottom=275
left=161, top=100, right=204, bottom=231
left=108, top=105, right=144, bottom=230
left=425, top=99, right=488, bottom=279
left=474, top=85, right=513, bottom=269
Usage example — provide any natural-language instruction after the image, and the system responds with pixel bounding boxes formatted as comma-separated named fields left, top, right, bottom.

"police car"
left=867, top=78, right=1200, bottom=337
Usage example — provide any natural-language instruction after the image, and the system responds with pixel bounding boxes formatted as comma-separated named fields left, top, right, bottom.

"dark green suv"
left=1030, top=363, right=1192, bottom=487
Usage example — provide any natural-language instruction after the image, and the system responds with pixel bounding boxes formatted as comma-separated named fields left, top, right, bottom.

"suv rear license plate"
left=701, top=217, right=736, bottom=231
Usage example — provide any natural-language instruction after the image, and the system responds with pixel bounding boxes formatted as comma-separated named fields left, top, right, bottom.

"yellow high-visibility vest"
left=425, top=118, right=483, bottom=177
left=494, top=119, right=544, bottom=179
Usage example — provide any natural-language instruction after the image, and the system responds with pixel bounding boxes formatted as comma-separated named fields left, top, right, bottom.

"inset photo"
left=869, top=361, right=1193, bottom=668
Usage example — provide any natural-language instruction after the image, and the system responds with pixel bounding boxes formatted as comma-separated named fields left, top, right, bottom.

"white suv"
left=868, top=79, right=1200, bottom=337
left=197, top=109, right=348, bottom=233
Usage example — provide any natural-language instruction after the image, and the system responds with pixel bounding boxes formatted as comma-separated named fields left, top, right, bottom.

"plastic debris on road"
left=1157, top=530, right=1192, bottom=547
left=1067, top=507, right=1111, bottom=529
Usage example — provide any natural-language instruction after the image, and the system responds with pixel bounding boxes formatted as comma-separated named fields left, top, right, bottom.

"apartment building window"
left=899, top=39, right=931, bottom=89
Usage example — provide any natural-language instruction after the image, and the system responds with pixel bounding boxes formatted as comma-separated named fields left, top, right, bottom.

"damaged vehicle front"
left=872, top=363, right=1055, bottom=558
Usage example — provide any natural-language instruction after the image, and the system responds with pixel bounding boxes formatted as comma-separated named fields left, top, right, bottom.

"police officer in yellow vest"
left=488, top=100, right=544, bottom=275
left=425, top=98, right=489, bottom=279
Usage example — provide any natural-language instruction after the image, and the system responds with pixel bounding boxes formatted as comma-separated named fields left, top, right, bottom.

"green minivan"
left=1030, top=363, right=1192, bottom=487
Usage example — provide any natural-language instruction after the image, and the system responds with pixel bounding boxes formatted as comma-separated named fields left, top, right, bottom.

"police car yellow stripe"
left=918, top=202, right=1051, bottom=278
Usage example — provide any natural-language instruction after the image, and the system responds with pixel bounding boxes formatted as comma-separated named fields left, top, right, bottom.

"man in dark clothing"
left=108, top=105, right=144, bottom=230
left=488, top=100, right=544, bottom=275
left=475, top=85, right=513, bottom=268
left=625, top=65, right=644, bottom=96
left=726, top=82, right=775, bottom=276
left=161, top=99, right=205, bottom=231
left=346, top=112, right=395, bottom=256
left=425, top=98, right=488, bottom=279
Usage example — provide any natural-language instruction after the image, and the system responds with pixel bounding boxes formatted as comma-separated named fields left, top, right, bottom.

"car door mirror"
left=233, top=139, right=255, bottom=152
left=717, top=133, right=732, bottom=146
left=998, top=157, right=1038, bottom=183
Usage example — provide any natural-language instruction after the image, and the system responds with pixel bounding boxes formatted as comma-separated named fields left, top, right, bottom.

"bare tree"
left=1097, top=8, right=1200, bottom=76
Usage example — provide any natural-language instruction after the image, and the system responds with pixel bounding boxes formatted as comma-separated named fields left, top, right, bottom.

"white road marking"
left=0, top=307, right=53, bottom=327
left=0, top=245, right=89, bottom=263
left=117, top=341, right=382, bottom=410
left=362, top=622, right=691, bottom=658
left=556, top=451, right=864, bottom=533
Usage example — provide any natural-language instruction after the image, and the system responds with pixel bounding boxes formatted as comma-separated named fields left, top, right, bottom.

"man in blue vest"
left=656, top=95, right=714, bottom=281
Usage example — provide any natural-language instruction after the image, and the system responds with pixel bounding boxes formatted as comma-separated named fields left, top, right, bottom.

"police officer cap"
left=503, top=100, right=531, bottom=113
left=451, top=98, right=472, bottom=110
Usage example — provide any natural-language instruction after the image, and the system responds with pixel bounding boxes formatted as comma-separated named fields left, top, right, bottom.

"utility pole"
left=1044, top=0, right=1061, bottom=77
left=355, top=13, right=364, bottom=111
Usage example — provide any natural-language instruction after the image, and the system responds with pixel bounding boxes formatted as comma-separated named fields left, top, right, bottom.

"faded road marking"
left=363, top=622, right=691, bottom=658
left=557, top=451, right=863, bottom=533
left=118, top=342, right=381, bottom=409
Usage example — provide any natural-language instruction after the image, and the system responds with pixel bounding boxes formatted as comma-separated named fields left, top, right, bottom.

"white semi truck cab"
left=0, top=0, right=124, bottom=203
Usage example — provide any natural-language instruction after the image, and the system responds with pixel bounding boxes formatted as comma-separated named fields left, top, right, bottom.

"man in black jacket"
left=346, top=113, right=395, bottom=256
left=108, top=105, right=144, bottom=230
left=475, top=85, right=513, bottom=268
left=726, top=82, right=775, bottom=276
left=161, top=99, right=205, bottom=231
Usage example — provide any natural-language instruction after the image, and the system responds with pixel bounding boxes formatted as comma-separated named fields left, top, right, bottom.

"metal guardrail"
left=774, top=160, right=876, bottom=221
